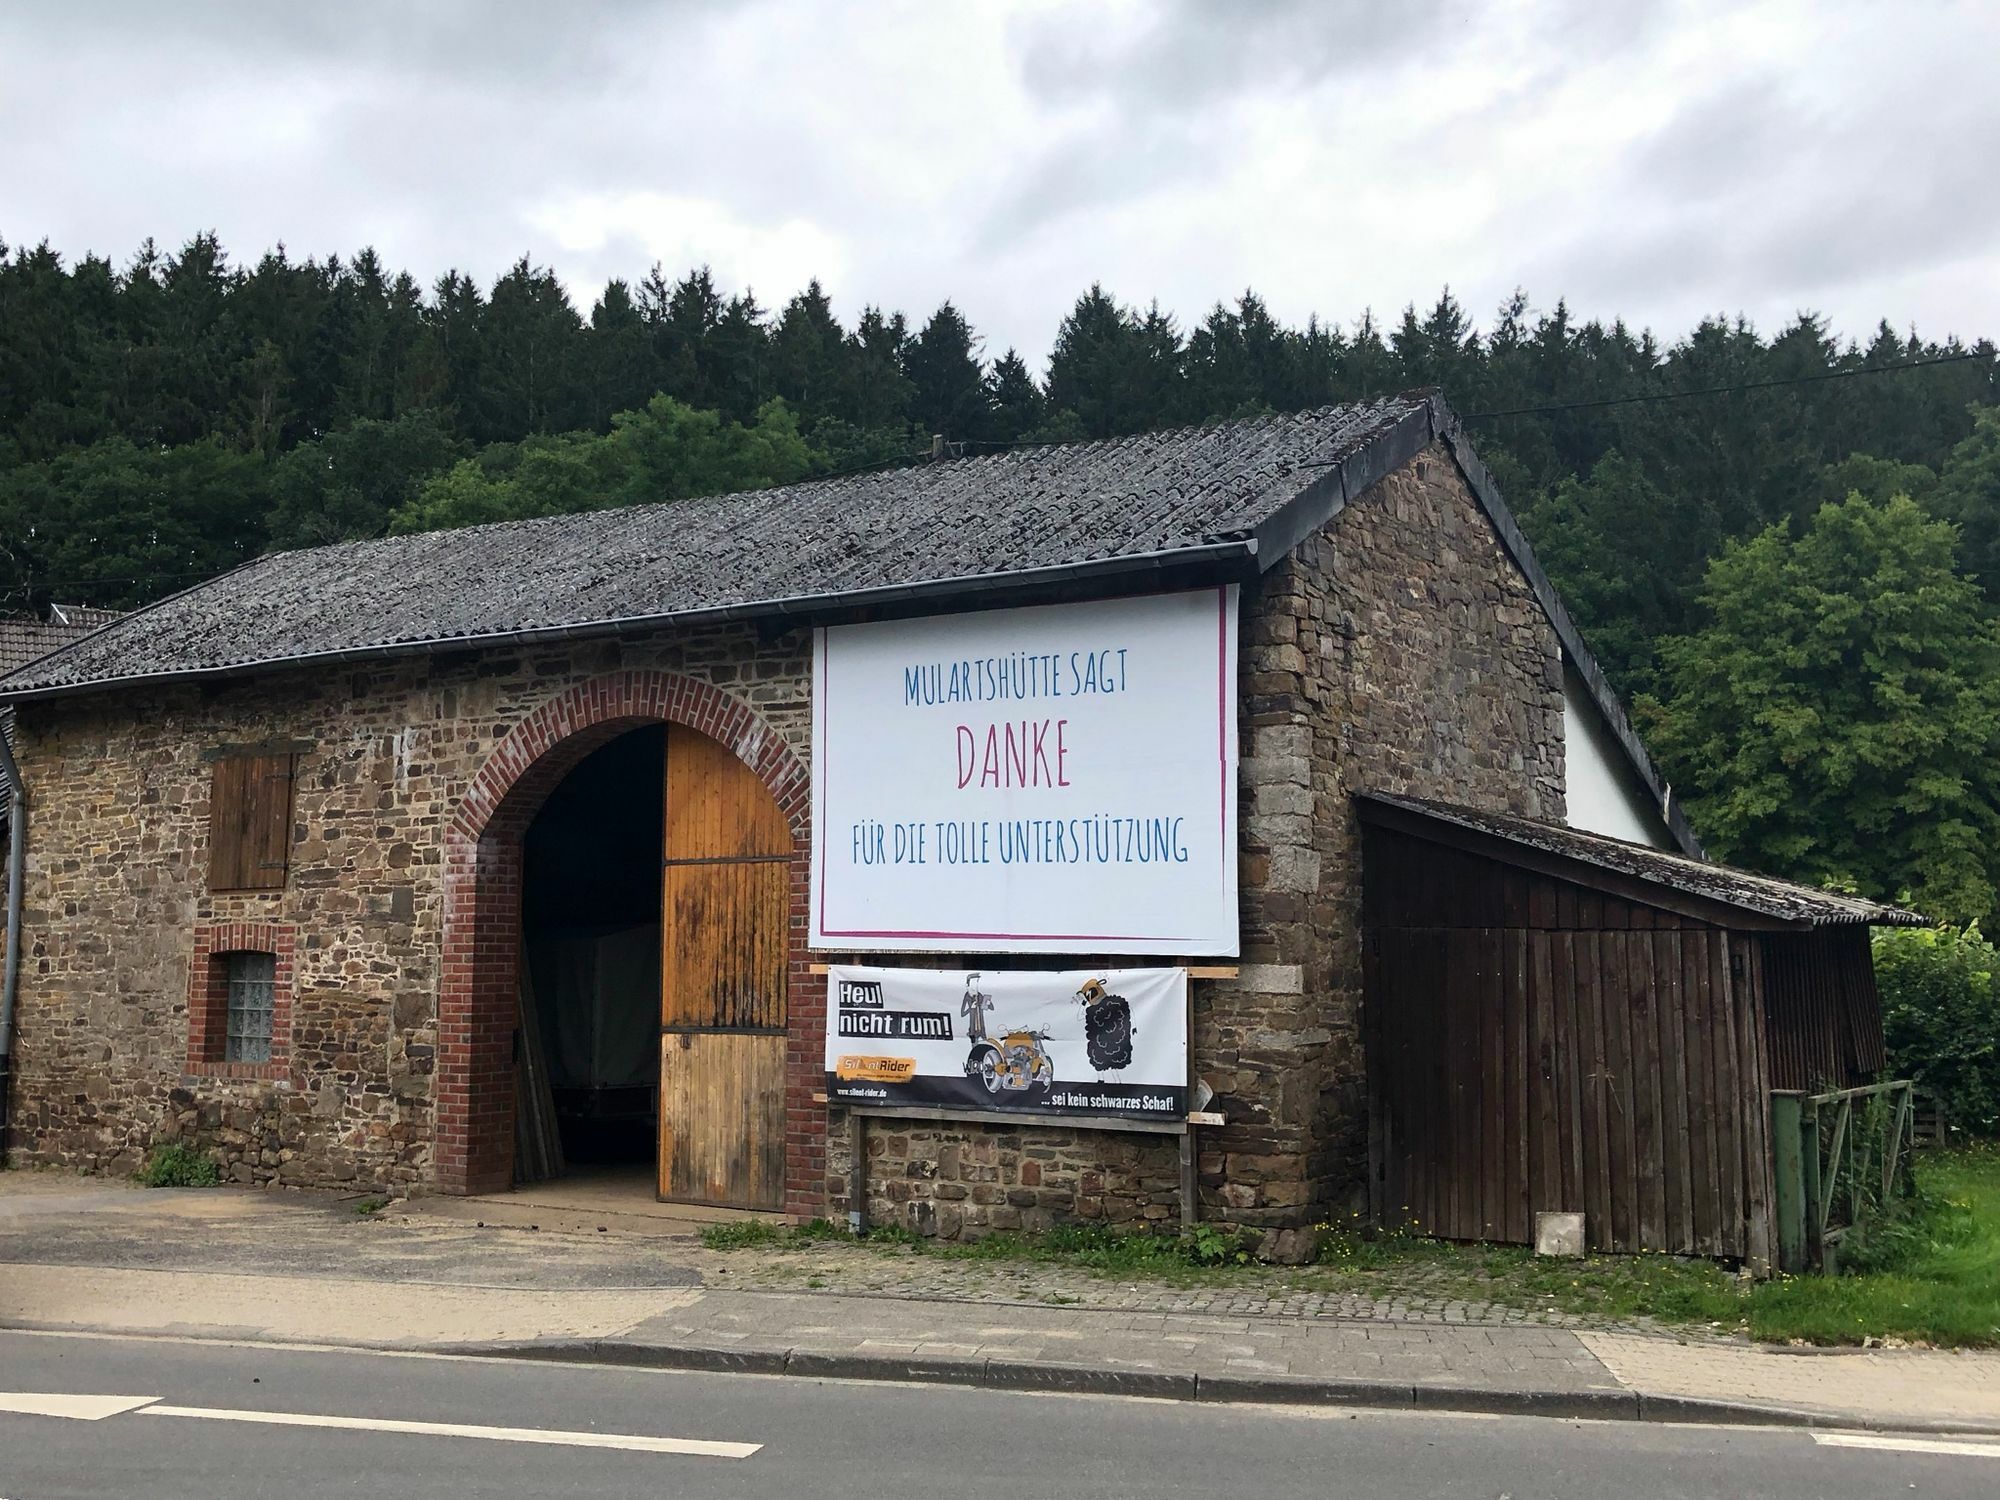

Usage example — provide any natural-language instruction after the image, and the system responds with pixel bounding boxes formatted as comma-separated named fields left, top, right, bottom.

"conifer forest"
left=2, top=235, right=1996, bottom=920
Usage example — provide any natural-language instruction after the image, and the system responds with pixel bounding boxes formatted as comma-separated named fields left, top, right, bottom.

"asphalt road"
left=2, top=1330, right=1997, bottom=1499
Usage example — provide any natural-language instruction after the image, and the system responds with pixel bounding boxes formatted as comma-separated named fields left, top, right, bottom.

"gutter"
left=0, top=718, right=23, bottom=1155
left=0, top=540, right=1262, bottom=707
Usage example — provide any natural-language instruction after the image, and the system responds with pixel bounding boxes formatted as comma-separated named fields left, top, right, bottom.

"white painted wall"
left=1562, top=667, right=1673, bottom=848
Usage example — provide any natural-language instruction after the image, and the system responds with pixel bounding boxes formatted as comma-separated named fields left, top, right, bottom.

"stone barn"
left=1, top=392, right=1873, bottom=1258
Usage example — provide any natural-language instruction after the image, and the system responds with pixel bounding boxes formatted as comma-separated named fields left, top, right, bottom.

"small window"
left=222, top=951, right=277, bottom=1063
left=209, top=753, right=296, bottom=892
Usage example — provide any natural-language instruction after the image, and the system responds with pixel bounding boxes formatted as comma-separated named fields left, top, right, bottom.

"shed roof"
left=0, top=393, right=1700, bottom=855
left=1357, top=792, right=1925, bottom=929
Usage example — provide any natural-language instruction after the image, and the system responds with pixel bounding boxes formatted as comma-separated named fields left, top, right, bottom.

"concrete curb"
left=8, top=1314, right=1993, bottom=1438
left=445, top=1336, right=2000, bottom=1437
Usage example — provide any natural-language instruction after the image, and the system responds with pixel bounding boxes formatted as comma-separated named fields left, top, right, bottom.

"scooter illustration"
left=960, top=973, right=1055, bottom=1100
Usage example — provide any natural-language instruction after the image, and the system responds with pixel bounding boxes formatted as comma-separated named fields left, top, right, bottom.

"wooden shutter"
left=209, top=753, right=296, bottom=891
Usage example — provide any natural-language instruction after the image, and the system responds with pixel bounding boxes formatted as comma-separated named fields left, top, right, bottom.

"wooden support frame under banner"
left=813, top=961, right=1226, bottom=1232
left=817, top=1096, right=1224, bottom=1232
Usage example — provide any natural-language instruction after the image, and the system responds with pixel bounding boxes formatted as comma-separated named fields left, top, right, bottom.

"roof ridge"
left=0, top=393, right=1435, bottom=703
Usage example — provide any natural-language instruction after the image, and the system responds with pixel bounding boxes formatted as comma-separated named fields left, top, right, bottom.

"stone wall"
left=1281, top=442, right=1564, bottom=1209
left=835, top=444, right=1567, bottom=1244
left=5, top=440, right=1565, bottom=1235
left=4, top=624, right=813, bottom=1191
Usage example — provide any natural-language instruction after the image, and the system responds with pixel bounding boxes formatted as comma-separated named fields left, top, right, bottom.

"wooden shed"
left=1358, top=793, right=1924, bottom=1271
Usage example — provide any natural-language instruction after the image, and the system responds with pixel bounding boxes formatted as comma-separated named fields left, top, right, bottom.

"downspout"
left=0, top=719, right=23, bottom=1158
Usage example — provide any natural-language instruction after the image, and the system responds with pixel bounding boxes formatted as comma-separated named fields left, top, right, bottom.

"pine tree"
left=984, top=349, right=1046, bottom=444
left=1044, top=285, right=1185, bottom=437
left=707, top=291, right=771, bottom=423
left=905, top=301, right=990, bottom=443
left=583, top=279, right=659, bottom=430
left=769, top=280, right=849, bottom=424
left=480, top=256, right=586, bottom=439
left=840, top=307, right=913, bottom=432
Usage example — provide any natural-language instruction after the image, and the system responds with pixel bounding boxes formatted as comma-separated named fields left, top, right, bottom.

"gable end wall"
left=1226, top=440, right=1565, bottom=1223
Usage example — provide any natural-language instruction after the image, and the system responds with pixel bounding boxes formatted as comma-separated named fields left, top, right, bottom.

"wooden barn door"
left=658, top=725, right=792, bottom=1209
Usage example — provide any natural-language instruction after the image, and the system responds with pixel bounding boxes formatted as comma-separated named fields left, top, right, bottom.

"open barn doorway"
left=519, top=725, right=665, bottom=1187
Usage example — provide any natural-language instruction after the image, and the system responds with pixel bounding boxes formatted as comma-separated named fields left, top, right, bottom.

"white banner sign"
left=810, top=586, right=1239, bottom=954
left=824, top=965, right=1189, bottom=1122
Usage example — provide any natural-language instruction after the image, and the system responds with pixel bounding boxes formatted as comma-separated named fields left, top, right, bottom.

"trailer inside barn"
left=1359, top=793, right=1924, bottom=1272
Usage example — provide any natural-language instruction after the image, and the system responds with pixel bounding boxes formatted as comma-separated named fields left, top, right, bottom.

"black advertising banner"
left=824, top=965, right=1188, bottom=1122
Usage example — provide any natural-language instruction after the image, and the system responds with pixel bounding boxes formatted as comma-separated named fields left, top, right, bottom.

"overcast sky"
left=3, top=0, right=1993, bottom=365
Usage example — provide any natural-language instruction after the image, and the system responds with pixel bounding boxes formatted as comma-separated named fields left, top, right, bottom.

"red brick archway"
left=436, top=670, right=825, bottom=1213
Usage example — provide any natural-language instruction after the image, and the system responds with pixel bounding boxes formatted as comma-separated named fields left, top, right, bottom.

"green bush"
left=1875, top=924, right=2000, bottom=1136
left=136, top=1143, right=221, bottom=1188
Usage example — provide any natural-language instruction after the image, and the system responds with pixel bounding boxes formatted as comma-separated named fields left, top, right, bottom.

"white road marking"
left=1814, top=1432, right=2000, bottom=1460
left=137, top=1403, right=760, bottom=1458
left=0, top=1393, right=159, bottom=1421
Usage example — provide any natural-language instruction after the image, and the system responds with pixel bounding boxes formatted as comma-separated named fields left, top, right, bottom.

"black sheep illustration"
left=1075, top=977, right=1135, bottom=1072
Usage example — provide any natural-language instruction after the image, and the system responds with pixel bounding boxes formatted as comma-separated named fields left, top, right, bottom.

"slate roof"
left=1358, top=793, right=1925, bottom=928
left=0, top=397, right=1426, bottom=701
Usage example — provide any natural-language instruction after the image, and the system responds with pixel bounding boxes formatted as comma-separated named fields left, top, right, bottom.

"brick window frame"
left=186, top=921, right=296, bottom=1081
left=438, top=670, right=823, bottom=1209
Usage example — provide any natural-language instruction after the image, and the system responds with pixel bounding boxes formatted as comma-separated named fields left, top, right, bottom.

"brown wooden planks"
left=1478, top=927, right=1505, bottom=1240
left=1628, top=933, right=1665, bottom=1251
left=658, top=723, right=793, bottom=1208
left=1570, top=932, right=1609, bottom=1250
left=1655, top=931, right=1695, bottom=1253
left=209, top=756, right=249, bottom=890
left=1527, top=932, right=1564, bottom=1222
left=1446, top=930, right=1478, bottom=1239
left=208, top=753, right=294, bottom=892
left=1709, top=931, right=1745, bottom=1257
left=1736, top=934, right=1776, bottom=1274
left=662, top=861, right=789, bottom=1028
left=1504, top=926, right=1531, bottom=1244
left=1358, top=820, right=1803, bottom=1262
left=1527, top=874, right=1558, bottom=930
left=1599, top=931, right=1637, bottom=1250
left=659, top=1031, right=787, bottom=1209
left=665, top=725, right=793, bottom=859
left=1684, top=930, right=1721, bottom=1256
left=1553, top=931, right=1587, bottom=1222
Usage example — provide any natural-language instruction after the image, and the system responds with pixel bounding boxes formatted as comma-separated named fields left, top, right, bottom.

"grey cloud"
left=4, top=0, right=733, bottom=89
left=981, top=1, right=1452, bottom=245
left=1016, top=0, right=1445, bottom=110
left=0, top=0, right=1993, bottom=364
left=1525, top=56, right=2000, bottom=330
left=1625, top=74, right=1819, bottom=203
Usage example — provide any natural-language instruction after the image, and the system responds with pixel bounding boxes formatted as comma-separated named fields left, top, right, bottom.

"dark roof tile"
left=0, top=399, right=1423, bottom=698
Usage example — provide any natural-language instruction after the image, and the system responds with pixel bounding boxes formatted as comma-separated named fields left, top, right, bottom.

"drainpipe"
left=0, top=720, right=24, bottom=1157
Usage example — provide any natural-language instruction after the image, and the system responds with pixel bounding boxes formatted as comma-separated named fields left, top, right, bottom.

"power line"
left=1462, top=350, right=1990, bottom=421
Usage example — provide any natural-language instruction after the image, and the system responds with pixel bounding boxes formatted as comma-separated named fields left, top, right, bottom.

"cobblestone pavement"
left=702, top=1240, right=1650, bottom=1330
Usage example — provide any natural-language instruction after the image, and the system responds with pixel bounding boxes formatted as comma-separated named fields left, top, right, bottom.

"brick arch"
left=452, top=671, right=809, bottom=846
left=435, top=671, right=824, bottom=1205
